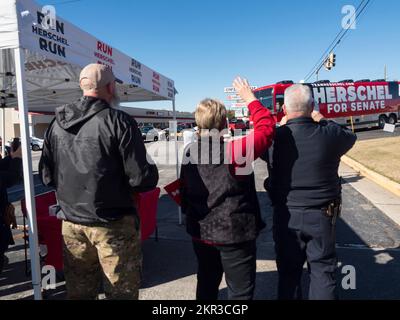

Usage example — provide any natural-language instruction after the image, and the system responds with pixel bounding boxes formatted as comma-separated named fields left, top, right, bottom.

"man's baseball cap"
left=79, top=64, right=116, bottom=90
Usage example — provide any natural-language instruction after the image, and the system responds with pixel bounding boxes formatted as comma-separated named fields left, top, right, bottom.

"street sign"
left=224, top=87, right=236, bottom=93
left=224, top=86, right=257, bottom=93
left=231, top=103, right=247, bottom=108
left=227, top=94, right=240, bottom=100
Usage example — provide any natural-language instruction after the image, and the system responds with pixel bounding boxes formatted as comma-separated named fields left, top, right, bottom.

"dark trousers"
left=192, top=240, right=256, bottom=300
left=273, top=206, right=338, bottom=300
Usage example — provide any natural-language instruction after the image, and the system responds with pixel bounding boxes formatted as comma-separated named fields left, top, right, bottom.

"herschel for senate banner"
left=312, top=82, right=400, bottom=118
left=13, top=0, right=175, bottom=100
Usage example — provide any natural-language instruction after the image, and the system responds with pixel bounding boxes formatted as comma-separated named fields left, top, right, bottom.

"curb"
left=341, top=155, right=400, bottom=198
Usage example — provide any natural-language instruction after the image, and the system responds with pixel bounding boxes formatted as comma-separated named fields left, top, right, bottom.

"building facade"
left=1, top=106, right=195, bottom=142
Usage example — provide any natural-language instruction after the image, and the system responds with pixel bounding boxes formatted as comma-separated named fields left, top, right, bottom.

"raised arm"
left=230, top=77, right=276, bottom=172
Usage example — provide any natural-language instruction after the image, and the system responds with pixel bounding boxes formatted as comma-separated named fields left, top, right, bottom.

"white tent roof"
left=0, top=0, right=175, bottom=113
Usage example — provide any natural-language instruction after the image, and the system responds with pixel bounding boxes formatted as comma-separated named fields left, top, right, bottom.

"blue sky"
left=37, top=0, right=400, bottom=112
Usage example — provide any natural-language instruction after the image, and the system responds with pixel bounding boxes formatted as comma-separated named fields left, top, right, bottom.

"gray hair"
left=284, top=84, right=313, bottom=113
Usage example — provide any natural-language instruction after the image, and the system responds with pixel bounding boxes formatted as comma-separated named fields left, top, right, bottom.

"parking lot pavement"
left=2, top=141, right=400, bottom=300
left=356, top=125, right=400, bottom=141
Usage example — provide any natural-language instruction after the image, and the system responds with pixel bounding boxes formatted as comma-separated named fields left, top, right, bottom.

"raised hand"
left=233, top=77, right=257, bottom=105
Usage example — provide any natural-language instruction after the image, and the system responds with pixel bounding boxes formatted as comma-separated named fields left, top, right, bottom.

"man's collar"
left=286, top=117, right=314, bottom=125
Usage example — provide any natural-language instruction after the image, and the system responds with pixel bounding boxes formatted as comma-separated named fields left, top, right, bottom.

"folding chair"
left=133, top=188, right=161, bottom=241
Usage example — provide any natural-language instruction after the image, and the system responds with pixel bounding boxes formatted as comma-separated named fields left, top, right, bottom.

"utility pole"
left=384, top=65, right=387, bottom=81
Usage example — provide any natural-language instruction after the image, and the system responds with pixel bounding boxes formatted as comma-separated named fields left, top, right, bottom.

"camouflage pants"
left=62, top=215, right=142, bottom=300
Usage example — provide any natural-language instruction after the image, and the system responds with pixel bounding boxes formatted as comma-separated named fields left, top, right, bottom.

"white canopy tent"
left=0, top=0, right=180, bottom=300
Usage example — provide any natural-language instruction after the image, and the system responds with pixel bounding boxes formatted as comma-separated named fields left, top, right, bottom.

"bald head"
left=284, top=84, right=314, bottom=116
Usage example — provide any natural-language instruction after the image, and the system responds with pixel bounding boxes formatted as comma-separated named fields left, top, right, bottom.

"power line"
left=48, top=0, right=84, bottom=5
left=303, top=0, right=367, bottom=82
left=304, top=0, right=371, bottom=81
left=304, top=0, right=372, bottom=82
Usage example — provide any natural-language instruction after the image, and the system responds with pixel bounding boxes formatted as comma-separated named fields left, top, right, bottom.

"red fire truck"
left=254, top=80, right=400, bottom=129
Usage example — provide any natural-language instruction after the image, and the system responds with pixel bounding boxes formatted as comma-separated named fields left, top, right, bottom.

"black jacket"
left=0, top=156, right=22, bottom=254
left=181, top=140, right=265, bottom=245
left=270, top=117, right=357, bottom=208
left=39, top=96, right=159, bottom=225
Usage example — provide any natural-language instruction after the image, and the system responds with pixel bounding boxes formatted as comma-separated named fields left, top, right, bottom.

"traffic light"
left=329, top=53, right=336, bottom=68
left=324, top=53, right=336, bottom=71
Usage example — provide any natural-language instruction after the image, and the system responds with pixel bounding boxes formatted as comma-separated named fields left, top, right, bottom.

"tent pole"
left=14, top=47, right=42, bottom=300
left=1, top=108, right=5, bottom=158
left=172, top=99, right=182, bottom=225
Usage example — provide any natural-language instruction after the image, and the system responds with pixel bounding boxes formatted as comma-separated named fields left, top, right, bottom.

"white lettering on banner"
left=313, top=87, right=326, bottom=104
left=327, top=101, right=386, bottom=114
left=313, top=84, right=394, bottom=115
left=367, top=86, right=377, bottom=100
left=326, top=87, right=336, bottom=103
left=336, top=87, right=347, bottom=102
left=313, top=85, right=393, bottom=104
left=357, top=86, right=367, bottom=101
left=348, top=86, right=357, bottom=102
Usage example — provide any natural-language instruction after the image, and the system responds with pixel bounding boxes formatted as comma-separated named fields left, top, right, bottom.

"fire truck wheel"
left=389, top=114, right=397, bottom=125
left=379, top=115, right=388, bottom=129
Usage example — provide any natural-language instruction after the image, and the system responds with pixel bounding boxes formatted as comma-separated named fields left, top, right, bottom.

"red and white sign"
left=164, top=179, right=182, bottom=206
left=231, top=102, right=247, bottom=108
left=313, top=83, right=399, bottom=118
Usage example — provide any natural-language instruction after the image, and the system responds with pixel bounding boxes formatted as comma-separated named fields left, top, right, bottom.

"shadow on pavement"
left=1, top=185, right=400, bottom=300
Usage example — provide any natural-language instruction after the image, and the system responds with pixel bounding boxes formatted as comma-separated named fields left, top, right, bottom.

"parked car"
left=140, top=126, right=165, bottom=142
left=31, top=137, right=44, bottom=151
left=228, top=119, right=247, bottom=134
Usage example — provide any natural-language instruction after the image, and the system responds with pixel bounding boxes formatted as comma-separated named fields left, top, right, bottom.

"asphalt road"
left=356, top=124, right=400, bottom=141
left=7, top=126, right=399, bottom=203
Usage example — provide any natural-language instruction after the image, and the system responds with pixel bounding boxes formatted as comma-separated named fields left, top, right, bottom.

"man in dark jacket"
left=39, top=64, right=158, bottom=300
left=0, top=146, right=22, bottom=274
left=269, top=84, right=357, bottom=300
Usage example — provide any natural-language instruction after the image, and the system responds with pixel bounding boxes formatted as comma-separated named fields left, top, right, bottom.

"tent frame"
left=14, top=47, right=42, bottom=300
